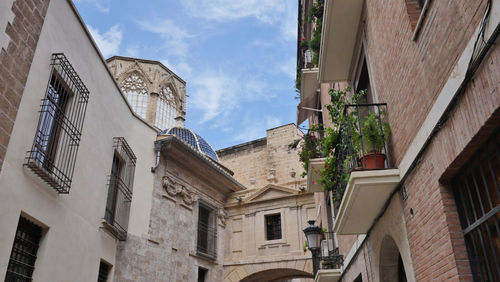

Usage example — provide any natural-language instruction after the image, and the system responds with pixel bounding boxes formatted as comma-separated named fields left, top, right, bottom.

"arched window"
left=155, top=86, right=176, bottom=130
left=120, top=73, right=149, bottom=119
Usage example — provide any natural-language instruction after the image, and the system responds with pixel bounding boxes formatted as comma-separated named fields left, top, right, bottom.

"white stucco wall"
left=0, top=0, right=156, bottom=281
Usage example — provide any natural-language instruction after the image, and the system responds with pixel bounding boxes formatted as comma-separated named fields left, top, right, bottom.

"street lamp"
left=303, top=220, right=322, bottom=276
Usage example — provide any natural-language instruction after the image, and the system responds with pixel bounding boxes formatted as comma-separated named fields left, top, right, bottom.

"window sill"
left=190, top=251, right=218, bottom=264
left=100, top=219, right=127, bottom=241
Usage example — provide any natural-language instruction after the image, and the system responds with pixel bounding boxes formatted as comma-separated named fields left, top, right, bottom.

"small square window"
left=265, top=214, right=282, bottom=240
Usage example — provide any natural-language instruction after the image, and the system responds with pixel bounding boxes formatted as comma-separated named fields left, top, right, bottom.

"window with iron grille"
left=5, top=217, right=43, bottom=281
left=265, top=214, right=282, bottom=240
left=453, top=130, right=500, bottom=281
left=25, top=53, right=90, bottom=194
left=197, top=202, right=217, bottom=259
left=103, top=137, right=136, bottom=241
left=97, top=261, right=111, bottom=282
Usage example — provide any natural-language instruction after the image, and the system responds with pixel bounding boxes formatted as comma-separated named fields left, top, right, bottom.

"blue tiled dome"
left=158, top=127, right=219, bottom=161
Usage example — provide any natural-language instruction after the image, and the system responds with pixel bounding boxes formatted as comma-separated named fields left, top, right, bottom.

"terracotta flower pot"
left=359, top=153, right=386, bottom=169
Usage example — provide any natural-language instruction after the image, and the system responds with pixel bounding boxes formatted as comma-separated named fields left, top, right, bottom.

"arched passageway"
left=240, top=268, right=313, bottom=282
left=380, top=235, right=408, bottom=282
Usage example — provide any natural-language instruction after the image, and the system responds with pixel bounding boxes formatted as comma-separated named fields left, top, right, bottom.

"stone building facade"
left=217, top=124, right=316, bottom=281
left=297, top=0, right=500, bottom=281
left=107, top=56, right=186, bottom=130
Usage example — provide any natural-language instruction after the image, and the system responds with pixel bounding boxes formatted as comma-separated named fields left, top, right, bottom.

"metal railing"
left=197, top=222, right=217, bottom=260
left=331, top=103, right=392, bottom=201
left=319, top=232, right=343, bottom=270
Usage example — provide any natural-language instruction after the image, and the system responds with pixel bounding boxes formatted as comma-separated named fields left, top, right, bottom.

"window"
left=25, top=53, right=90, bottom=194
left=120, top=73, right=149, bottom=119
left=97, top=261, right=111, bottom=282
left=453, top=130, right=500, bottom=281
left=197, top=267, right=208, bottom=282
left=265, top=214, right=282, bottom=240
left=197, top=202, right=217, bottom=259
left=103, top=137, right=136, bottom=241
left=5, top=217, right=43, bottom=281
left=155, top=86, right=177, bottom=130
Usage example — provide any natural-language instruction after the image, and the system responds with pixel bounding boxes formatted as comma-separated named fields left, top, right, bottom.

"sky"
left=73, top=0, right=300, bottom=150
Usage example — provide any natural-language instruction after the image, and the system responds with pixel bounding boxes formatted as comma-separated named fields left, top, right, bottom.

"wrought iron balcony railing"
left=318, top=232, right=343, bottom=270
left=331, top=103, right=392, bottom=200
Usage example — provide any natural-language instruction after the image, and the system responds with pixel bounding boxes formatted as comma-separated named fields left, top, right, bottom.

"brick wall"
left=0, top=0, right=51, bottom=172
left=340, top=0, right=497, bottom=280
left=403, top=43, right=499, bottom=280
left=364, top=0, right=488, bottom=166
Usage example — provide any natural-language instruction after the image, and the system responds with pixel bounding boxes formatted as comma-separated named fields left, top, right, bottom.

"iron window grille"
left=265, top=213, right=282, bottom=240
left=97, top=261, right=111, bottom=282
left=453, top=129, right=500, bottom=282
left=25, top=53, right=90, bottom=194
left=5, top=217, right=43, bottom=282
left=103, top=137, right=136, bottom=241
left=197, top=203, right=217, bottom=259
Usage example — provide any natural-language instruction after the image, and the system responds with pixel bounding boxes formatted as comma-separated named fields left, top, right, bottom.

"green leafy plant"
left=303, top=241, right=308, bottom=252
left=359, top=111, right=391, bottom=153
left=317, top=87, right=365, bottom=199
left=298, top=124, right=324, bottom=178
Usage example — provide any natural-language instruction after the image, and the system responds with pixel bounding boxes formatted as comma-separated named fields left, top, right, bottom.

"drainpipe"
left=151, top=141, right=162, bottom=173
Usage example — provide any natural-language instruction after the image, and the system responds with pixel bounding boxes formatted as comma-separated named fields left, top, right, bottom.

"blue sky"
left=74, top=0, right=300, bottom=150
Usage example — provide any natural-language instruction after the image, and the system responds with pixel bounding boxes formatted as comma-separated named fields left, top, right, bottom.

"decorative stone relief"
left=162, top=175, right=197, bottom=206
left=217, top=209, right=227, bottom=228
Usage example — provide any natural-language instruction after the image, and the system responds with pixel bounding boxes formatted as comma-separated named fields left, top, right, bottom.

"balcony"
left=326, top=103, right=400, bottom=234
left=318, top=0, right=364, bottom=82
left=314, top=232, right=343, bottom=282
left=297, top=46, right=320, bottom=125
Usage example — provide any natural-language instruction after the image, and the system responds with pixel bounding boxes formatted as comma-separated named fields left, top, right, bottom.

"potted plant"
left=357, top=110, right=391, bottom=169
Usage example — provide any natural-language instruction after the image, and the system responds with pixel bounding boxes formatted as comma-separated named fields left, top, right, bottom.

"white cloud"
left=161, top=59, right=193, bottom=79
left=278, top=57, right=297, bottom=79
left=126, top=46, right=139, bottom=57
left=231, top=115, right=282, bottom=143
left=189, top=69, right=275, bottom=125
left=75, top=0, right=109, bottom=13
left=190, top=71, right=239, bottom=123
left=87, top=24, right=122, bottom=58
left=182, top=0, right=297, bottom=41
left=138, top=19, right=193, bottom=58
left=265, top=115, right=282, bottom=128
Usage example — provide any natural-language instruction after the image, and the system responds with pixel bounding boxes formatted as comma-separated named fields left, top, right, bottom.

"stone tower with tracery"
left=106, top=56, right=186, bottom=129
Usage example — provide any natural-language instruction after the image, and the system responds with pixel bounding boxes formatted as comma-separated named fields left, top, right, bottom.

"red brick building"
left=297, top=0, right=500, bottom=281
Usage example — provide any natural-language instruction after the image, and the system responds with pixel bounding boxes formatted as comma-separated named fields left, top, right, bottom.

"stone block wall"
left=217, top=123, right=306, bottom=190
